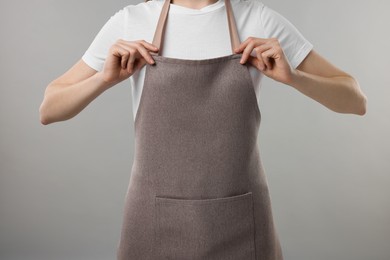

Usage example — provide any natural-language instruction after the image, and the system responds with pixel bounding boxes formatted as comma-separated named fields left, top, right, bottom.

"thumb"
left=133, top=57, right=148, bottom=72
left=246, top=55, right=258, bottom=69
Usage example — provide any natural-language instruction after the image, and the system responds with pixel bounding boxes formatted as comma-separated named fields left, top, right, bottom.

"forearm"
left=287, top=69, right=367, bottom=115
left=39, top=72, right=113, bottom=124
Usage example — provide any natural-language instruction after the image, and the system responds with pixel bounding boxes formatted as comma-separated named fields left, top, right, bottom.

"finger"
left=247, top=55, right=259, bottom=68
left=261, top=48, right=279, bottom=70
left=258, top=50, right=272, bottom=69
left=254, top=43, right=273, bottom=67
left=240, top=41, right=256, bottom=64
left=120, top=39, right=159, bottom=52
left=256, top=53, right=267, bottom=71
left=247, top=55, right=267, bottom=73
left=120, top=49, right=130, bottom=69
left=111, top=45, right=130, bottom=70
left=253, top=46, right=270, bottom=70
left=247, top=55, right=266, bottom=72
left=119, top=41, right=155, bottom=66
left=139, top=40, right=159, bottom=52
left=127, top=49, right=139, bottom=73
left=135, top=44, right=156, bottom=65
left=254, top=42, right=272, bottom=52
left=133, top=58, right=147, bottom=72
left=264, top=55, right=273, bottom=70
left=116, top=42, right=137, bottom=72
left=234, top=37, right=267, bottom=53
left=234, top=37, right=251, bottom=53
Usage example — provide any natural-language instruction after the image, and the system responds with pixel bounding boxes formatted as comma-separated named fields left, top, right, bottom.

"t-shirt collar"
left=163, top=0, right=225, bottom=15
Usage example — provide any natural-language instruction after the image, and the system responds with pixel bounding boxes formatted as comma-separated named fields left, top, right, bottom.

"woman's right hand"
left=100, top=39, right=159, bottom=86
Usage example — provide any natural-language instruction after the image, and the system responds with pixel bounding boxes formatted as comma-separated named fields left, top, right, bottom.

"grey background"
left=0, top=0, right=389, bottom=259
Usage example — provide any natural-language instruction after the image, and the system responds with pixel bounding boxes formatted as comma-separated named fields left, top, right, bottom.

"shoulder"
left=232, top=0, right=264, bottom=10
left=112, top=0, right=163, bottom=26
left=119, top=0, right=162, bottom=16
left=233, top=0, right=264, bottom=8
left=230, top=0, right=265, bottom=18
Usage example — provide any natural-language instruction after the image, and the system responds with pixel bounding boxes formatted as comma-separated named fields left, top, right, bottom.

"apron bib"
left=116, top=0, right=283, bottom=259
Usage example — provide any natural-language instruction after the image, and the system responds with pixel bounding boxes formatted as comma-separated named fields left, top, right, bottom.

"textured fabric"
left=116, top=1, right=283, bottom=259
left=81, top=0, right=314, bottom=122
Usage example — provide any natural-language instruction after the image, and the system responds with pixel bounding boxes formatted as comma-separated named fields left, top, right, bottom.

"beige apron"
left=116, top=0, right=283, bottom=259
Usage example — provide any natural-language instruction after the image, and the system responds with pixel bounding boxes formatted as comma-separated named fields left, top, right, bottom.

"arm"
left=289, top=49, right=367, bottom=115
left=39, top=39, right=158, bottom=125
left=39, top=59, right=114, bottom=125
left=236, top=37, right=367, bottom=116
left=249, top=3, right=367, bottom=115
left=39, top=7, right=130, bottom=125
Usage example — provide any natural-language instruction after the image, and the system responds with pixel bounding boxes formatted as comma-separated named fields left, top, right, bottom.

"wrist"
left=285, top=68, right=300, bottom=88
left=95, top=72, right=116, bottom=90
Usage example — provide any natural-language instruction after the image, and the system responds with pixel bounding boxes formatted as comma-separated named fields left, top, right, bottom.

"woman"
left=39, top=0, right=367, bottom=259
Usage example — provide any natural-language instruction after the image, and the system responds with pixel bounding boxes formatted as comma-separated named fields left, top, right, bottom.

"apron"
left=116, top=0, right=284, bottom=259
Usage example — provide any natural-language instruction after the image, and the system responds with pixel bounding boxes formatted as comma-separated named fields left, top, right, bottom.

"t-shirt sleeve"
left=81, top=8, right=125, bottom=72
left=259, top=4, right=314, bottom=69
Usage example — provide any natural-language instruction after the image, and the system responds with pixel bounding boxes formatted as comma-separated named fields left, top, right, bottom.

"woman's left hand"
left=234, top=37, right=295, bottom=85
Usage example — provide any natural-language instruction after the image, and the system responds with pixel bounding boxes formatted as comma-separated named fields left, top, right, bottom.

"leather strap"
left=152, top=0, right=240, bottom=55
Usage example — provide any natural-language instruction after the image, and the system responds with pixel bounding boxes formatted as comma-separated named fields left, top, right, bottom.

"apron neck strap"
left=152, top=0, right=240, bottom=55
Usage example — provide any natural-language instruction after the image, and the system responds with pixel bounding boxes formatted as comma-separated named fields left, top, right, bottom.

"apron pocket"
left=154, top=191, right=256, bottom=260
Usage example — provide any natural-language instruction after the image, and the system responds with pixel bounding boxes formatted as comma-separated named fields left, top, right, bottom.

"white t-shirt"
left=82, top=0, right=314, bottom=121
